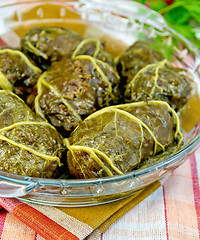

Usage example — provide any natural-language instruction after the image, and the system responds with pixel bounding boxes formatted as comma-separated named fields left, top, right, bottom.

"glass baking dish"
left=0, top=0, right=199, bottom=207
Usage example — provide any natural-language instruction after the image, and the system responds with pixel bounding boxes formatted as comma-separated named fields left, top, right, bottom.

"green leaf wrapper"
left=34, top=56, right=120, bottom=134
left=66, top=100, right=183, bottom=179
left=0, top=90, right=66, bottom=178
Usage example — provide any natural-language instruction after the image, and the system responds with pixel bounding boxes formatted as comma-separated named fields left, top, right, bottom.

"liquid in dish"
left=0, top=3, right=199, bottom=180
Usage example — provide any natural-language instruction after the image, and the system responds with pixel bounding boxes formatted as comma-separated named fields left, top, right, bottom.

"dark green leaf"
left=185, top=3, right=200, bottom=24
left=165, top=6, right=191, bottom=25
left=150, top=1, right=168, bottom=12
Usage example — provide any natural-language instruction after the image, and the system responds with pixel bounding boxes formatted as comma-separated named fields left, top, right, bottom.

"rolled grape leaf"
left=116, top=40, right=165, bottom=85
left=0, top=49, right=42, bottom=98
left=66, top=100, right=183, bottom=179
left=34, top=55, right=120, bottom=133
left=21, top=27, right=113, bottom=70
left=116, top=40, right=192, bottom=110
left=125, top=59, right=192, bottom=110
left=21, top=26, right=82, bottom=70
left=0, top=90, right=66, bottom=178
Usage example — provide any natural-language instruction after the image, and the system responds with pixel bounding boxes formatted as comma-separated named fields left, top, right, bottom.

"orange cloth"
left=0, top=148, right=199, bottom=239
left=0, top=182, right=160, bottom=240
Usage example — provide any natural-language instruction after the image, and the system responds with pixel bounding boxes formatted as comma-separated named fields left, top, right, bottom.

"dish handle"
left=0, top=176, right=37, bottom=197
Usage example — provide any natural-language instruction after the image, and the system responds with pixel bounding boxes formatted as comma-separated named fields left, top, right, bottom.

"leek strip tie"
left=0, top=71, right=13, bottom=91
left=125, top=59, right=167, bottom=99
left=64, top=139, right=123, bottom=175
left=0, top=121, right=57, bottom=134
left=74, top=55, right=115, bottom=104
left=23, top=41, right=48, bottom=60
left=0, top=49, right=42, bottom=74
left=110, top=108, right=165, bottom=154
left=0, top=134, right=62, bottom=166
left=86, top=100, right=183, bottom=145
left=150, top=59, right=167, bottom=97
left=35, top=74, right=82, bottom=121
left=72, top=39, right=101, bottom=59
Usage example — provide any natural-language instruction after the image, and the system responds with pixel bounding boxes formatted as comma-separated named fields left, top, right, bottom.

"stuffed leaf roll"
left=116, top=40, right=192, bottom=110
left=0, top=90, right=66, bottom=178
left=0, top=49, right=42, bottom=97
left=34, top=55, right=120, bottom=133
left=125, top=59, right=192, bottom=110
left=66, top=100, right=183, bottom=179
left=117, top=40, right=165, bottom=84
left=21, top=26, right=83, bottom=70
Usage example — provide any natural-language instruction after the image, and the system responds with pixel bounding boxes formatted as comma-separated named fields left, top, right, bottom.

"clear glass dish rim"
left=0, top=0, right=199, bottom=186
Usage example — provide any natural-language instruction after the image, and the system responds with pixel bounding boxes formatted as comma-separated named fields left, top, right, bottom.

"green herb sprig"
left=135, top=0, right=200, bottom=50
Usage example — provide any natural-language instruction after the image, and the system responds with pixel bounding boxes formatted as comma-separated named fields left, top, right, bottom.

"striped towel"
left=0, top=147, right=199, bottom=240
left=102, top=147, right=200, bottom=240
left=0, top=2, right=199, bottom=239
left=0, top=182, right=160, bottom=240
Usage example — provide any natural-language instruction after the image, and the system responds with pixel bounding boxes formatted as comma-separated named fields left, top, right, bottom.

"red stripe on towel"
left=0, top=209, right=7, bottom=238
left=190, top=154, right=200, bottom=238
left=162, top=185, right=169, bottom=240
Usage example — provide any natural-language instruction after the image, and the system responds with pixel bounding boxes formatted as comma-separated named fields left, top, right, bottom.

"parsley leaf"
left=132, top=0, right=200, bottom=57
left=165, top=6, right=191, bottom=25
